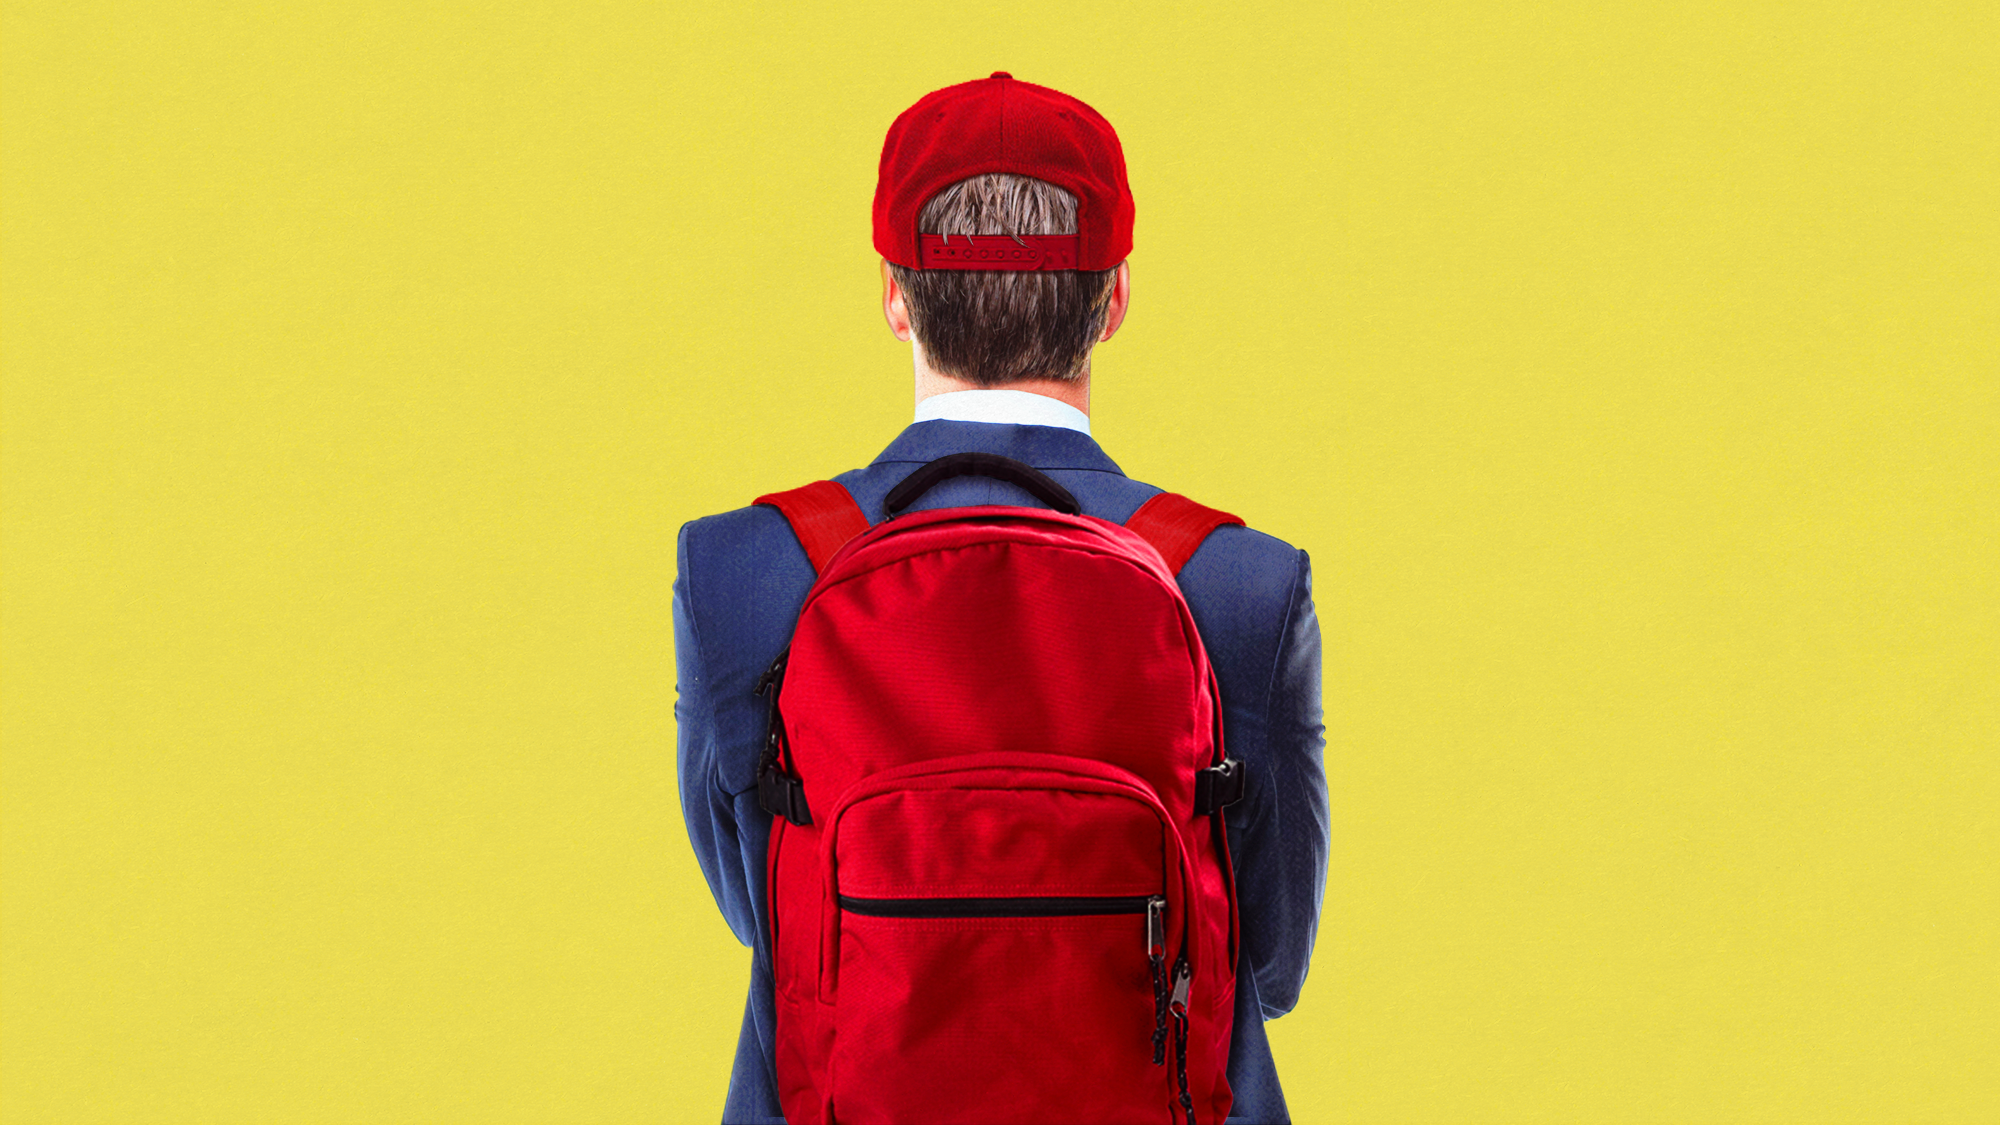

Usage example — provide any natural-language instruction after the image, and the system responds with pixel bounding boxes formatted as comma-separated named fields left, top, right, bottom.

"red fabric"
left=874, top=73, right=1134, bottom=272
left=768, top=506, right=1236, bottom=1124
left=753, top=481, right=870, bottom=575
left=1124, top=493, right=1246, bottom=575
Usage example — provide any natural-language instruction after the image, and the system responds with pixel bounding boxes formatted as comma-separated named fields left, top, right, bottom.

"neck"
left=911, top=341, right=1092, bottom=415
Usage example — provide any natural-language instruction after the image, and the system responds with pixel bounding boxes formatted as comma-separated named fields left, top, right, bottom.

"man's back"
left=675, top=418, right=1327, bottom=1123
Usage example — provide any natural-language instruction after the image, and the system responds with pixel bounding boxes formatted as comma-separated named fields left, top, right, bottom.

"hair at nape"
left=888, top=174, right=1120, bottom=385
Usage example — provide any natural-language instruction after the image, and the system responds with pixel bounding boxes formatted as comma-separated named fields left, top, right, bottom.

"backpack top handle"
left=882, top=452, right=1083, bottom=519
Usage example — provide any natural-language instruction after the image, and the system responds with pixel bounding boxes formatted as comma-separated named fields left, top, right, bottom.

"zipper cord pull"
left=1171, top=957, right=1195, bottom=1125
left=752, top=650, right=788, bottom=697
left=1148, top=897, right=1168, bottom=1064
left=1151, top=954, right=1169, bottom=1064
left=753, top=650, right=789, bottom=778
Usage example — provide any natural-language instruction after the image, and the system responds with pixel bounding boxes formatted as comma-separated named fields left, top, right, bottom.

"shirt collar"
left=913, top=389, right=1092, bottom=436
left=870, top=418, right=1125, bottom=475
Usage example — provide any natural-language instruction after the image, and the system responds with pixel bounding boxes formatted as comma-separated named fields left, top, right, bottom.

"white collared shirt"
left=914, top=389, right=1091, bottom=437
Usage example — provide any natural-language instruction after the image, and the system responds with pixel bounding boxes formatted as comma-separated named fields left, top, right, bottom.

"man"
left=674, top=73, right=1328, bottom=1124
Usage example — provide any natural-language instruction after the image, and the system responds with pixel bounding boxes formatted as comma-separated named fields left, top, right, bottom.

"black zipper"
left=838, top=894, right=1154, bottom=919
left=842, top=892, right=1182, bottom=1079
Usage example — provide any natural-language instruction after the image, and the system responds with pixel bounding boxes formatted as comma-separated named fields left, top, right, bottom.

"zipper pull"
left=1170, top=955, right=1196, bottom=1124
left=753, top=650, right=788, bottom=696
left=1148, top=896, right=1169, bottom=1064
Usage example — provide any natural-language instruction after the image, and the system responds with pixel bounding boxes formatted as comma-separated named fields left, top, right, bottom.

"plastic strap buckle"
left=758, top=766, right=812, bottom=826
left=1193, top=758, right=1246, bottom=816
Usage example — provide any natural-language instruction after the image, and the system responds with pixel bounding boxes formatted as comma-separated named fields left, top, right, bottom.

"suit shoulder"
left=675, top=501, right=817, bottom=619
left=1185, top=519, right=1307, bottom=599
left=1173, top=521, right=1310, bottom=687
left=1109, top=477, right=1306, bottom=624
left=1199, top=521, right=1304, bottom=569
left=1115, top=481, right=1298, bottom=565
left=678, top=501, right=800, bottom=562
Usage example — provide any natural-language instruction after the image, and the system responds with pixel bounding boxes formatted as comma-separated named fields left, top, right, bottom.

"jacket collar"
left=870, top=419, right=1126, bottom=474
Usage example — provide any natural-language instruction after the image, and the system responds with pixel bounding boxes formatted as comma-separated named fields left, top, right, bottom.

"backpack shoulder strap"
left=1125, top=492, right=1245, bottom=576
left=753, top=480, right=870, bottom=575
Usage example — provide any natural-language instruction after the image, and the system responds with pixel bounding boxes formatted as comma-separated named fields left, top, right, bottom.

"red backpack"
left=752, top=453, right=1248, bottom=1125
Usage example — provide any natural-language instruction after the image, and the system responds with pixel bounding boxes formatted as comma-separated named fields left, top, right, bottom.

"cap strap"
left=918, top=233, right=1081, bottom=271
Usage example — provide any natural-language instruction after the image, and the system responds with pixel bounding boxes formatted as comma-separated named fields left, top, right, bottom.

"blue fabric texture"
left=673, top=420, right=1329, bottom=1124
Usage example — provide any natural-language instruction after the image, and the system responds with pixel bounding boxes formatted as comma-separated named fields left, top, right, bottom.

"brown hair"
left=886, top=174, right=1121, bottom=385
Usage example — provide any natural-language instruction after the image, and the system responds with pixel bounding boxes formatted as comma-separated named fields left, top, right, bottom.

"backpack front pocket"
left=816, top=753, right=1196, bottom=1125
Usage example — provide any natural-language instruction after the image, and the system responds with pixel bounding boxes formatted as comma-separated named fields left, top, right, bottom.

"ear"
left=881, top=259, right=913, bottom=342
left=1098, top=260, right=1132, bottom=342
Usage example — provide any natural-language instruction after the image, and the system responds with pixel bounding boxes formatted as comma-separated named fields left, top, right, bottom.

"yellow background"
left=4, top=2, right=1994, bottom=1121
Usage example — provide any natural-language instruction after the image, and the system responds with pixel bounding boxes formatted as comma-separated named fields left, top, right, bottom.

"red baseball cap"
left=873, top=72, right=1134, bottom=272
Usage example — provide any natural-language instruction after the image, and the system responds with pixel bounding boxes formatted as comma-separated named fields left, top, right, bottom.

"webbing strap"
left=753, top=481, right=870, bottom=575
left=1125, top=493, right=1245, bottom=575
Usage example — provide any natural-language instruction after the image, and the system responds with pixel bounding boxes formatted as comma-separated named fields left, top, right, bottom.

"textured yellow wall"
left=4, top=2, right=1994, bottom=1121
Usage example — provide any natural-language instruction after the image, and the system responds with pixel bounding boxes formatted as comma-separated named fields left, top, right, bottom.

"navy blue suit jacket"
left=674, top=420, right=1328, bottom=1124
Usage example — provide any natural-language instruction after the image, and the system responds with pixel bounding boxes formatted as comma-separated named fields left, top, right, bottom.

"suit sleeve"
left=1229, top=548, right=1329, bottom=1018
left=673, top=521, right=759, bottom=948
